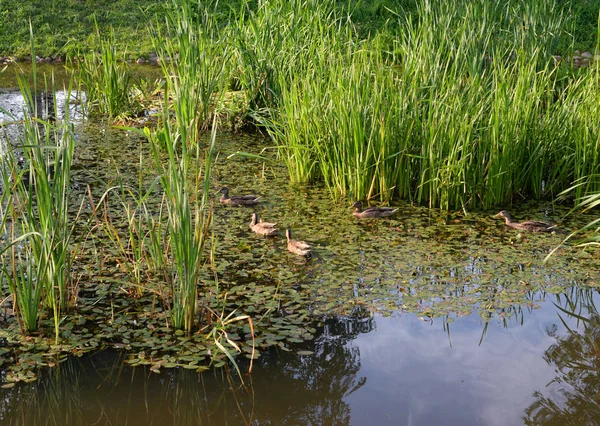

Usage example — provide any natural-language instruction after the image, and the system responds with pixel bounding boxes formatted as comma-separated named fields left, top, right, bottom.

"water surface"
left=0, top=87, right=599, bottom=426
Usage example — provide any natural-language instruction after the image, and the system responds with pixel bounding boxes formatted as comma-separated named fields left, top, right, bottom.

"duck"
left=494, top=210, right=555, bottom=232
left=249, top=213, right=278, bottom=236
left=352, top=201, right=399, bottom=219
left=218, top=187, right=260, bottom=206
left=285, top=229, right=312, bottom=256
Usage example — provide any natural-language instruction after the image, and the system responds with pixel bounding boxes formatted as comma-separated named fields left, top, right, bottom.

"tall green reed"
left=0, top=76, right=80, bottom=341
left=74, top=30, right=138, bottom=119
left=153, top=0, right=229, bottom=139
left=229, top=0, right=340, bottom=116
left=144, top=114, right=215, bottom=332
left=263, top=0, right=599, bottom=209
left=146, top=0, right=229, bottom=331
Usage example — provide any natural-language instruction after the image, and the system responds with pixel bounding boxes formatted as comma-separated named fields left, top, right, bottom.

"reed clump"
left=145, top=0, right=230, bottom=332
left=259, top=0, right=600, bottom=209
left=74, top=30, right=141, bottom=120
left=0, top=76, right=80, bottom=342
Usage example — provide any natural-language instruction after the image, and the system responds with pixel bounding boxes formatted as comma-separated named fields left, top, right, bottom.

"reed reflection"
left=0, top=315, right=369, bottom=425
left=524, top=288, right=600, bottom=425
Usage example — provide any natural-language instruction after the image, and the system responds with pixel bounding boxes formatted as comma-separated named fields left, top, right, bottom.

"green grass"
left=1, top=0, right=599, bottom=58
left=0, top=0, right=166, bottom=58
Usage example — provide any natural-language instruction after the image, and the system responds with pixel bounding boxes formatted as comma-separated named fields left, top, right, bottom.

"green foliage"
left=260, top=0, right=600, bottom=209
left=74, top=30, right=140, bottom=119
left=141, top=0, right=232, bottom=331
left=0, top=79, right=80, bottom=341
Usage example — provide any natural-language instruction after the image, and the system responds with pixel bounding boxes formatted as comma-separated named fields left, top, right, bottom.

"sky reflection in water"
left=345, top=302, right=571, bottom=426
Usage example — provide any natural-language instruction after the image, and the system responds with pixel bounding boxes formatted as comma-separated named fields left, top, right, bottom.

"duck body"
left=494, top=210, right=555, bottom=232
left=218, top=187, right=260, bottom=206
left=250, top=213, right=278, bottom=236
left=352, top=201, right=398, bottom=219
left=285, top=229, right=312, bottom=256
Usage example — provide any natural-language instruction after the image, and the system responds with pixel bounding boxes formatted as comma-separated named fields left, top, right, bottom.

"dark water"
left=1, top=87, right=599, bottom=426
left=1, top=294, right=599, bottom=425
left=0, top=63, right=162, bottom=89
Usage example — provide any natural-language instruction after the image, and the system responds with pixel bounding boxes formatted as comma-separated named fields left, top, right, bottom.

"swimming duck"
left=494, top=210, right=555, bottom=232
left=218, top=187, right=260, bottom=206
left=285, top=229, right=312, bottom=256
left=249, top=213, right=278, bottom=236
left=352, top=201, right=399, bottom=219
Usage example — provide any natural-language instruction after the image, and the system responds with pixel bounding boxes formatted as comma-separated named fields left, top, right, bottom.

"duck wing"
left=233, top=194, right=260, bottom=201
left=294, top=240, right=311, bottom=250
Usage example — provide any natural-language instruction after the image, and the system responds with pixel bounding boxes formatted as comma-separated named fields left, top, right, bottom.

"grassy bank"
left=0, top=0, right=167, bottom=58
left=1, top=0, right=600, bottom=58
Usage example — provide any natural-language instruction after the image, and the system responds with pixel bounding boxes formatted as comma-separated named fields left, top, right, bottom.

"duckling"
left=352, top=201, right=399, bottom=219
left=218, top=186, right=260, bottom=206
left=249, top=213, right=278, bottom=236
left=494, top=210, right=555, bottom=232
left=285, top=229, right=312, bottom=256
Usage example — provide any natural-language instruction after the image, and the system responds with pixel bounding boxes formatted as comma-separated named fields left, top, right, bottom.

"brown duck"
left=285, top=229, right=312, bottom=256
left=494, top=210, right=555, bottom=232
left=352, top=201, right=399, bottom=219
left=249, top=213, right=278, bottom=236
left=218, top=187, right=260, bottom=206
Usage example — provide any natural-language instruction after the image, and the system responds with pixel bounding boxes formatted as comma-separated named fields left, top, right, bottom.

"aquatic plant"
left=545, top=176, right=600, bottom=262
left=228, top=0, right=338, bottom=121
left=73, top=28, right=141, bottom=119
left=0, top=80, right=80, bottom=341
left=95, top=169, right=166, bottom=298
left=145, top=0, right=231, bottom=331
left=153, top=0, right=229, bottom=139
left=262, top=0, right=600, bottom=209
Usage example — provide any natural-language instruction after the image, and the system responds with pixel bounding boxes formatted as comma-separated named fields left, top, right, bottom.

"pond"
left=0, top=85, right=599, bottom=425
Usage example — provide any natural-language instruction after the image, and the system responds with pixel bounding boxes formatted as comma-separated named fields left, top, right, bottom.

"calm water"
left=1, top=296, right=598, bottom=425
left=1, top=85, right=599, bottom=426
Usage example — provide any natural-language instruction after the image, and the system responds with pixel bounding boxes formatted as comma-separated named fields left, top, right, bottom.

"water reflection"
left=0, top=316, right=370, bottom=425
left=1, top=287, right=600, bottom=425
left=524, top=288, right=600, bottom=425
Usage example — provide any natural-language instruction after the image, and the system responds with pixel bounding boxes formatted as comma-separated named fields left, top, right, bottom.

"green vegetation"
left=247, top=0, right=600, bottom=209
left=0, top=73, right=79, bottom=342
left=0, top=0, right=165, bottom=58
left=73, top=30, right=143, bottom=119
left=1, top=0, right=600, bottom=58
left=24, top=0, right=600, bottom=210
left=1, top=0, right=600, bottom=386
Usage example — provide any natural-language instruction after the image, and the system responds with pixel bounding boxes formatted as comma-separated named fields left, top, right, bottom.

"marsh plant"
left=228, top=0, right=338, bottom=117
left=545, top=176, right=600, bottom=261
left=262, top=0, right=600, bottom=209
left=143, top=0, right=233, bottom=332
left=96, top=170, right=167, bottom=298
left=74, top=30, right=139, bottom=119
left=153, top=0, right=229, bottom=139
left=67, top=0, right=600, bottom=210
left=0, top=76, right=80, bottom=341
left=144, top=115, right=214, bottom=332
